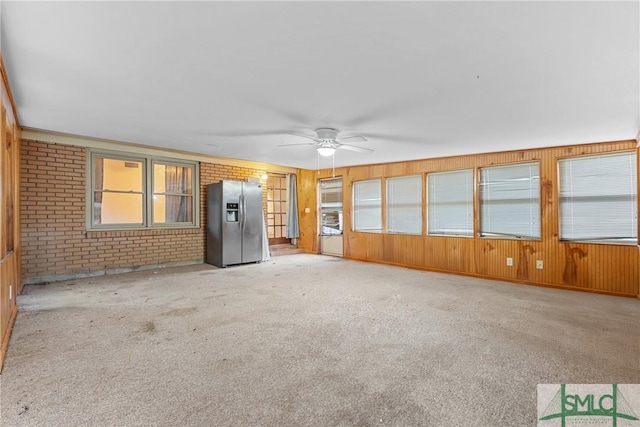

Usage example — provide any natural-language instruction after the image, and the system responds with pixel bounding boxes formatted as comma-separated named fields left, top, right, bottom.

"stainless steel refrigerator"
left=206, top=180, right=263, bottom=267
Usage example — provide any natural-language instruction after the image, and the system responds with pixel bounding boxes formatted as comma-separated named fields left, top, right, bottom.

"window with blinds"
left=479, top=162, right=540, bottom=239
left=427, top=169, right=474, bottom=236
left=558, top=152, right=637, bottom=244
left=386, top=175, right=422, bottom=234
left=353, top=179, right=382, bottom=232
left=320, top=178, right=343, bottom=235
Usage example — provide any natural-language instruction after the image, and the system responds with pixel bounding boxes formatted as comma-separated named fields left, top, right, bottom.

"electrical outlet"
left=304, top=207, right=310, bottom=213
left=506, top=257, right=513, bottom=266
left=536, top=260, right=544, bottom=270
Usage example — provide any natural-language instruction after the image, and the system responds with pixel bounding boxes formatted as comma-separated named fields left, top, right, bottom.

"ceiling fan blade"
left=336, top=135, right=368, bottom=143
left=338, top=144, right=374, bottom=153
left=287, top=133, right=322, bottom=143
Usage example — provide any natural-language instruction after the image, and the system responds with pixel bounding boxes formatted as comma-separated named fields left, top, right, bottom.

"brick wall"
left=21, top=139, right=268, bottom=283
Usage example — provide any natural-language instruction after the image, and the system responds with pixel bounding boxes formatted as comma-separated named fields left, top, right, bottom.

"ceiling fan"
left=278, top=128, right=373, bottom=157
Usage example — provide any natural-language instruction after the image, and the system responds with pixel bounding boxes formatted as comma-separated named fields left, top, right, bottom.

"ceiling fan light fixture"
left=316, top=146, right=336, bottom=157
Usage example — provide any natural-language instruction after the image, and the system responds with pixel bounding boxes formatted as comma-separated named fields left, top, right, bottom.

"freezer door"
left=241, top=182, right=263, bottom=263
left=221, top=181, right=243, bottom=266
left=206, top=183, right=222, bottom=267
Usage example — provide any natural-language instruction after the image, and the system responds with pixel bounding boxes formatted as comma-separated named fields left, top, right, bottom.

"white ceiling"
left=2, top=1, right=638, bottom=170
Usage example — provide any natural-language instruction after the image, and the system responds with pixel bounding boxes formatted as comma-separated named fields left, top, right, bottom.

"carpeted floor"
left=1, top=254, right=638, bottom=426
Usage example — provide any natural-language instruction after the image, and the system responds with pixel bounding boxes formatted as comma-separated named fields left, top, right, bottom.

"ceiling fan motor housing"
left=315, top=128, right=339, bottom=142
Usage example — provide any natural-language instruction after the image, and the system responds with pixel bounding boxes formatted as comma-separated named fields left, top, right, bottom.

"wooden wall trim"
left=0, top=52, right=21, bottom=371
left=0, top=54, right=19, bottom=127
left=0, top=304, right=17, bottom=371
left=326, top=139, right=638, bottom=171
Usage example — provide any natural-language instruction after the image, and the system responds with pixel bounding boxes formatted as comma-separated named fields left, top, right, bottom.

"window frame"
left=87, top=150, right=199, bottom=231
left=352, top=178, right=382, bottom=233
left=319, top=177, right=344, bottom=236
left=386, top=174, right=422, bottom=235
left=426, top=168, right=475, bottom=237
left=151, top=159, right=197, bottom=227
left=557, top=151, right=638, bottom=246
left=478, top=161, right=541, bottom=240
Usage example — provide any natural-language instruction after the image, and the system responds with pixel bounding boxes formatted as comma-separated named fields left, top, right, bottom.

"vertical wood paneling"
left=297, top=140, right=639, bottom=297
left=0, top=53, right=21, bottom=370
left=296, top=169, right=319, bottom=253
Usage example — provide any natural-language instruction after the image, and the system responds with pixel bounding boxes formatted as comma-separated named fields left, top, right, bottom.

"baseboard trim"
left=344, top=256, right=638, bottom=299
left=22, top=259, right=204, bottom=285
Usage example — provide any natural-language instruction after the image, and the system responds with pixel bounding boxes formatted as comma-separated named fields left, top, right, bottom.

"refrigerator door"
left=241, top=182, right=263, bottom=263
left=206, top=182, right=222, bottom=267
left=221, top=181, right=243, bottom=266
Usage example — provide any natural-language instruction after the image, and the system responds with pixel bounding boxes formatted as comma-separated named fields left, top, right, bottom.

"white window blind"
left=320, top=178, right=343, bottom=235
left=427, top=169, right=473, bottom=236
left=387, top=175, right=422, bottom=234
left=559, top=152, right=637, bottom=244
left=480, top=162, right=540, bottom=239
left=353, top=179, right=382, bottom=232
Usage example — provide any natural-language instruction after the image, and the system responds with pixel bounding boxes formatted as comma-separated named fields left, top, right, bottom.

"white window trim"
left=352, top=178, right=382, bottom=233
left=426, top=168, right=474, bottom=237
left=557, top=151, right=638, bottom=245
left=87, top=150, right=200, bottom=231
left=386, top=175, right=422, bottom=235
left=479, top=161, right=541, bottom=240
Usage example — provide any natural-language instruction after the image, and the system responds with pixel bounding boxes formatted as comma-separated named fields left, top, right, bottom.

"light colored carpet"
left=1, top=254, right=638, bottom=426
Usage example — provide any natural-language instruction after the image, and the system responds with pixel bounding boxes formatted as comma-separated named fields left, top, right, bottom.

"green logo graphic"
left=539, top=384, right=639, bottom=427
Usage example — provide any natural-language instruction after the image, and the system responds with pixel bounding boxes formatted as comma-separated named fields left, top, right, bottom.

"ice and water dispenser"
left=226, top=203, right=239, bottom=222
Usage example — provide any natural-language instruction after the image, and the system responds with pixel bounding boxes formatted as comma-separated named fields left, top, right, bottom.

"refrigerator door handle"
left=239, top=194, right=245, bottom=229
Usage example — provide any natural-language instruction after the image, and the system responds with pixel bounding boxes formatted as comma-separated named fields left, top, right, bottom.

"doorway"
left=319, top=177, right=343, bottom=256
left=266, top=173, right=290, bottom=245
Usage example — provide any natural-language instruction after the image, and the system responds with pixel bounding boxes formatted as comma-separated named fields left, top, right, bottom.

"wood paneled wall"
left=296, top=169, right=319, bottom=253
left=297, top=140, right=639, bottom=298
left=0, top=54, right=21, bottom=370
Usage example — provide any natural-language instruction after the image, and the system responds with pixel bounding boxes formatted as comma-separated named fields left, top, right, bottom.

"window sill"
left=559, top=239, right=638, bottom=247
left=479, top=235, right=542, bottom=242
left=86, top=227, right=200, bottom=239
left=427, top=233, right=474, bottom=238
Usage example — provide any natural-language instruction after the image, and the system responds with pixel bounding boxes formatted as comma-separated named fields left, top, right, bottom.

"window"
left=153, top=162, right=194, bottom=224
left=320, top=178, right=343, bottom=235
left=93, top=156, right=145, bottom=226
left=387, top=175, right=421, bottom=234
left=353, top=179, right=382, bottom=232
left=90, top=152, right=198, bottom=229
left=479, top=162, right=540, bottom=239
left=427, top=169, right=473, bottom=236
left=266, top=173, right=288, bottom=240
left=558, top=152, right=637, bottom=244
